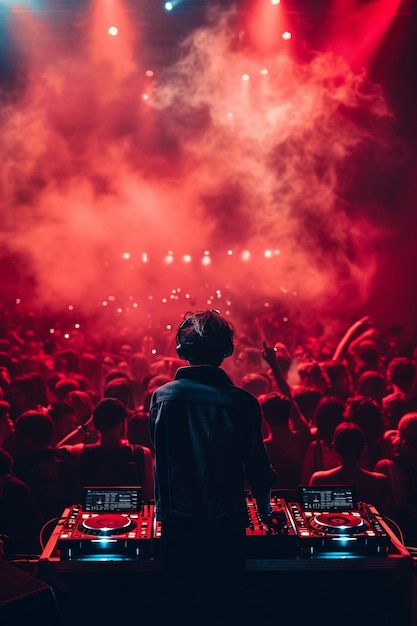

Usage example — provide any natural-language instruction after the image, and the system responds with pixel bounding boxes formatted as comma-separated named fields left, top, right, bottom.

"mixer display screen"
left=299, top=486, right=356, bottom=512
left=83, top=487, right=142, bottom=513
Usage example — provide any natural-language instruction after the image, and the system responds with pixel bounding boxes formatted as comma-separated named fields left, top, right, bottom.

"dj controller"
left=39, top=485, right=407, bottom=565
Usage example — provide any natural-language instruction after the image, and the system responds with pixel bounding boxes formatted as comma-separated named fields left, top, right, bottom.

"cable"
left=381, top=515, right=405, bottom=545
left=39, top=516, right=65, bottom=551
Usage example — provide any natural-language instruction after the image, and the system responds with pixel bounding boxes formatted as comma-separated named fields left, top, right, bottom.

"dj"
left=149, top=310, right=277, bottom=623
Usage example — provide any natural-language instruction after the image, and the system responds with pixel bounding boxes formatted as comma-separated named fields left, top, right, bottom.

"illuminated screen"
left=299, top=486, right=357, bottom=511
left=83, top=486, right=142, bottom=512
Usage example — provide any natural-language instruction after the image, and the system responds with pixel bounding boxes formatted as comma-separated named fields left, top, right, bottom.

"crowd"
left=1, top=304, right=417, bottom=559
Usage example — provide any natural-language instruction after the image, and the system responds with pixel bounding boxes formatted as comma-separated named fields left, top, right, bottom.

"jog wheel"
left=79, top=514, right=137, bottom=536
left=309, top=512, right=368, bottom=535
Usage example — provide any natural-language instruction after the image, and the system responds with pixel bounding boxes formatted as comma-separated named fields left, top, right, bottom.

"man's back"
left=150, top=365, right=276, bottom=525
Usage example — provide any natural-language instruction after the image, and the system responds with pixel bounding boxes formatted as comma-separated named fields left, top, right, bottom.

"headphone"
left=176, top=310, right=234, bottom=361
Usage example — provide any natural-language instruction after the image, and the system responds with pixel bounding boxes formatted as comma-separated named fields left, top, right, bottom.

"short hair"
left=54, top=378, right=80, bottom=401
left=292, top=387, right=323, bottom=421
left=241, top=373, right=271, bottom=397
left=321, top=360, right=350, bottom=386
left=47, top=401, right=76, bottom=424
left=259, top=392, right=292, bottom=427
left=386, top=357, right=416, bottom=388
left=313, top=396, right=345, bottom=445
left=103, top=377, right=134, bottom=408
left=357, top=371, right=387, bottom=404
left=357, top=340, right=380, bottom=366
left=15, top=410, right=54, bottom=447
left=176, top=310, right=234, bottom=366
left=93, top=398, right=127, bottom=432
left=53, top=349, right=80, bottom=372
left=344, top=395, right=384, bottom=444
left=332, top=421, right=365, bottom=461
left=397, top=412, right=417, bottom=452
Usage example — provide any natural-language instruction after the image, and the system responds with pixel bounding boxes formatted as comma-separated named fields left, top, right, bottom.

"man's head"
left=14, top=409, right=54, bottom=452
left=93, top=398, right=127, bottom=432
left=176, top=310, right=234, bottom=366
left=259, top=392, right=292, bottom=427
left=387, top=357, right=416, bottom=392
left=332, top=421, right=365, bottom=463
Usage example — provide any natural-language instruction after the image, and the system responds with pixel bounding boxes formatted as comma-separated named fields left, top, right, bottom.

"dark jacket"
left=149, top=365, right=277, bottom=527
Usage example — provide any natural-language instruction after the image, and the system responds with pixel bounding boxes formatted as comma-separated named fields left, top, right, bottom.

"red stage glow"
left=244, top=0, right=287, bottom=54
left=0, top=1, right=416, bottom=335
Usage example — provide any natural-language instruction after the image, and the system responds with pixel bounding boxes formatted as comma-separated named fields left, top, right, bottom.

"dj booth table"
left=34, top=487, right=417, bottom=626
left=36, top=531, right=415, bottom=626
left=34, top=552, right=415, bottom=626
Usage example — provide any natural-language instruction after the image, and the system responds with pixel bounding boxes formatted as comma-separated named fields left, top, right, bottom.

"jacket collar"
left=174, top=365, right=234, bottom=387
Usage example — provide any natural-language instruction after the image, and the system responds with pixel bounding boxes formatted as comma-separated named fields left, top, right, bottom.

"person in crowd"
left=47, top=400, right=78, bottom=448
left=292, top=387, right=324, bottom=427
left=232, top=345, right=266, bottom=386
left=261, top=341, right=293, bottom=388
left=357, top=370, right=388, bottom=406
left=294, top=360, right=331, bottom=396
left=241, top=372, right=272, bottom=398
left=374, top=412, right=417, bottom=547
left=126, top=385, right=159, bottom=454
left=10, top=410, right=78, bottom=524
left=62, top=397, right=154, bottom=503
left=344, top=394, right=387, bottom=469
left=149, top=310, right=278, bottom=624
left=52, top=349, right=80, bottom=377
left=102, top=375, right=137, bottom=412
left=129, top=351, right=151, bottom=407
left=332, top=316, right=383, bottom=389
left=54, top=377, right=80, bottom=402
left=127, top=375, right=172, bottom=453
left=309, top=421, right=395, bottom=518
left=241, top=373, right=273, bottom=439
left=321, top=359, right=353, bottom=402
left=259, top=391, right=311, bottom=492
left=0, top=365, right=11, bottom=400
left=0, top=448, right=44, bottom=557
left=382, top=357, right=417, bottom=430
left=55, top=390, right=98, bottom=447
left=6, top=373, right=47, bottom=422
left=0, top=401, right=14, bottom=449
left=300, top=396, right=346, bottom=484
left=261, top=341, right=314, bottom=432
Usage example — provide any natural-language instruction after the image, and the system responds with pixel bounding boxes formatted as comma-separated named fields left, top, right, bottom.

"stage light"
left=108, top=26, right=118, bottom=36
left=165, top=2, right=174, bottom=11
left=282, top=31, right=292, bottom=40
